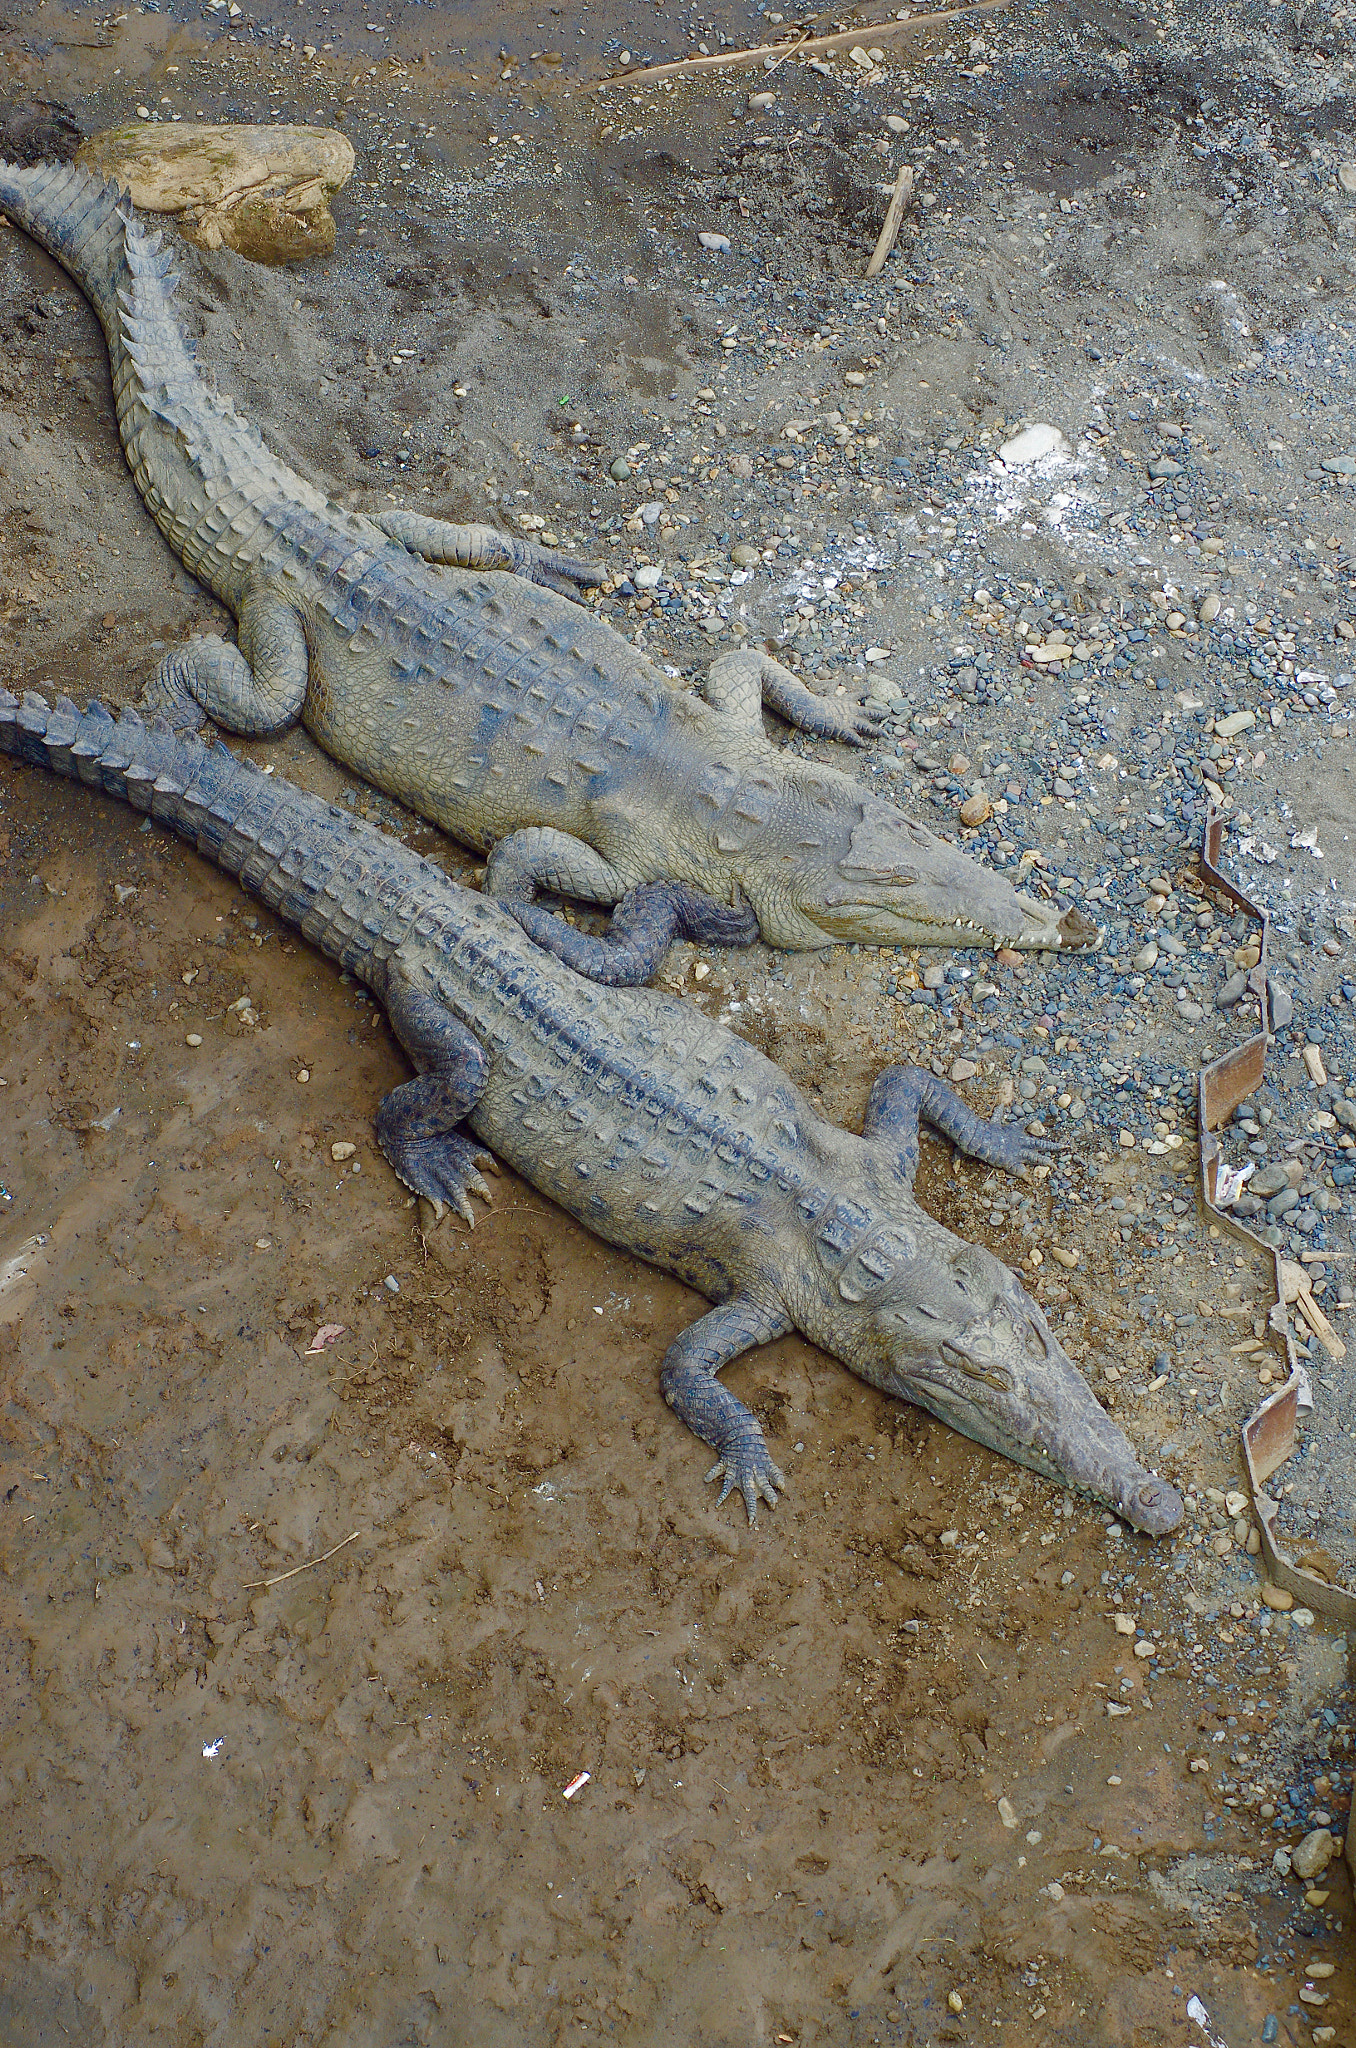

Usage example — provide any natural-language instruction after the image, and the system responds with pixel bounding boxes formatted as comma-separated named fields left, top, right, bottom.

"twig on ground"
left=864, top=164, right=914, bottom=276
left=594, top=0, right=1008, bottom=90
left=245, top=1528, right=362, bottom=1591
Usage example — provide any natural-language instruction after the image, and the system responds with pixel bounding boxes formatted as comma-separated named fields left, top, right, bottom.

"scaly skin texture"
left=1, top=685, right=1179, bottom=1536
left=0, top=158, right=1100, bottom=956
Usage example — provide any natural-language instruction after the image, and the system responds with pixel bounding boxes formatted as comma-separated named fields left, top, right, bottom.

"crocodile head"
left=753, top=788, right=1099, bottom=952
left=844, top=1230, right=1181, bottom=1534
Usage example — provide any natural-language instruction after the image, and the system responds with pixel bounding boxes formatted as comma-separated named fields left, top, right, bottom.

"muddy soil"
left=1, top=0, right=1354, bottom=2042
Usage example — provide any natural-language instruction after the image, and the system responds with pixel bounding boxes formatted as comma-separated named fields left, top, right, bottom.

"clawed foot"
left=991, top=1121, right=1063, bottom=1174
left=381, top=1130, right=499, bottom=1226
left=704, top=1429, right=786, bottom=1524
left=834, top=698, right=890, bottom=747
left=509, top=538, right=606, bottom=597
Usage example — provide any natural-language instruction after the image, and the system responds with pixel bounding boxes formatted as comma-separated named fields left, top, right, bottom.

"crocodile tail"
left=0, top=158, right=136, bottom=338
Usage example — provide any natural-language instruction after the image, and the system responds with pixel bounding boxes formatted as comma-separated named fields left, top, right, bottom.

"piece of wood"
left=594, top=0, right=1008, bottom=90
left=865, top=163, right=914, bottom=276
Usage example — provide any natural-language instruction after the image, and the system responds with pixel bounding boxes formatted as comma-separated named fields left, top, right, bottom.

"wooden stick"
left=865, top=163, right=914, bottom=276
left=594, top=0, right=1008, bottom=90
left=245, top=1528, right=362, bottom=1590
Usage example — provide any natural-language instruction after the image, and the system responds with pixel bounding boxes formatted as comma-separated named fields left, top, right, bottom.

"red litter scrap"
left=562, top=1771, right=591, bottom=1800
left=305, top=1322, right=346, bottom=1355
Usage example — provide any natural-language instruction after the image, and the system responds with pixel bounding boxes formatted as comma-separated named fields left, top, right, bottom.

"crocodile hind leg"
left=863, top=1064, right=1061, bottom=1190
left=701, top=648, right=886, bottom=747
left=141, top=574, right=309, bottom=738
left=374, top=509, right=603, bottom=598
left=370, top=955, right=498, bottom=1225
left=659, top=1297, right=793, bottom=1522
left=500, top=880, right=758, bottom=987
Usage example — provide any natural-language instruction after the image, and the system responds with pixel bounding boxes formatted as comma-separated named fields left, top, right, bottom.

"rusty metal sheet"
left=1195, top=806, right=1354, bottom=1626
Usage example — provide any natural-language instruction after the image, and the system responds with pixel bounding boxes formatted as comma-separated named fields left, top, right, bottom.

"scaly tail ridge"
left=0, top=157, right=135, bottom=335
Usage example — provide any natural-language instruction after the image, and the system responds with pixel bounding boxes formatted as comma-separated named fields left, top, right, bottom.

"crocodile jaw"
left=759, top=795, right=1101, bottom=953
left=860, top=1245, right=1182, bottom=1535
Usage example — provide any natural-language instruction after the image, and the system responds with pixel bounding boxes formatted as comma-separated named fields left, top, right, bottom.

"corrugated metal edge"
left=1196, top=805, right=1355, bottom=1626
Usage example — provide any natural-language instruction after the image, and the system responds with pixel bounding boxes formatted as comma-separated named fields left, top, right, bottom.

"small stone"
left=692, top=962, right=710, bottom=981
left=185, top=1032, right=203, bottom=1046
left=1250, top=1162, right=1291, bottom=1197
left=1147, top=456, right=1184, bottom=478
left=1260, top=1584, right=1293, bottom=1611
left=730, top=542, right=761, bottom=568
left=1291, top=1829, right=1336, bottom=1881
left=1272, top=1847, right=1293, bottom=1877
left=950, top=1058, right=978, bottom=1082
left=609, top=457, right=632, bottom=482
left=1217, top=970, right=1249, bottom=1009
left=1133, top=1638, right=1155, bottom=1659
left=1053, top=777, right=1074, bottom=799
left=1118, top=1130, right=1136, bottom=1148
left=697, top=231, right=731, bottom=252
left=959, top=793, right=992, bottom=827
left=1199, top=592, right=1222, bottom=623
left=1113, top=1613, right=1137, bottom=1635
left=1304, top=1889, right=1331, bottom=1906
left=1133, top=942, right=1159, bottom=971
left=947, top=1992, right=964, bottom=2015
left=1302, top=1044, right=1327, bottom=1085
left=1214, top=709, right=1256, bottom=739
left=1321, top=454, right=1356, bottom=476
left=1179, top=1002, right=1204, bottom=1023
left=1268, top=980, right=1294, bottom=1030
left=997, top=1795, right=1018, bottom=1828
left=1340, top=163, right=1356, bottom=193
left=885, top=113, right=909, bottom=133
left=843, top=369, right=866, bottom=388
left=748, top=90, right=776, bottom=109
left=1224, top=1490, right=1247, bottom=1517
left=296, top=1067, right=310, bottom=1083
left=998, top=423, right=1069, bottom=467
left=331, top=1141, right=357, bottom=1162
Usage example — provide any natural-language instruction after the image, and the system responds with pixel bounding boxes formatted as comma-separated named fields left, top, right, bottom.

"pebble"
left=997, top=1795, right=1018, bottom=1828
left=959, top=794, right=991, bottom=826
left=331, top=1141, right=357, bottom=1162
left=947, top=1992, right=964, bottom=2015
left=1268, top=981, right=1294, bottom=1030
left=730, top=542, right=761, bottom=568
left=1133, top=943, right=1159, bottom=971
left=697, top=231, right=731, bottom=253
left=1214, top=709, right=1256, bottom=739
left=296, top=1067, right=310, bottom=1083
left=1291, top=1828, right=1336, bottom=1881
left=185, top=1032, right=203, bottom=1047
left=609, top=457, right=631, bottom=482
left=1199, top=592, right=1222, bottom=623
left=1302, top=1044, right=1327, bottom=1085
left=998, top=423, right=1069, bottom=466
left=1260, top=1584, right=1294, bottom=1611
left=1251, top=1163, right=1291, bottom=1198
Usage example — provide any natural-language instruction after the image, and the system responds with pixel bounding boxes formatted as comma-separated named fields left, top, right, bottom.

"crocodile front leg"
left=863, top=1063, right=1060, bottom=1190
left=143, top=573, right=308, bottom=738
left=374, top=509, right=604, bottom=597
left=371, top=955, right=498, bottom=1224
left=702, top=648, right=886, bottom=747
left=659, top=1296, right=792, bottom=1521
left=484, top=825, right=629, bottom=908
left=500, top=880, right=759, bottom=987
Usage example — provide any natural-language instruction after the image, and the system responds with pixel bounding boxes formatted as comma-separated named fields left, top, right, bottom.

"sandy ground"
left=1, top=0, right=1355, bottom=2041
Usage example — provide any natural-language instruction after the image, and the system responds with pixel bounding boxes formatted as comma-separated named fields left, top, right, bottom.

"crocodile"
left=0, top=157, right=1099, bottom=958
left=0, top=684, right=1180, bottom=1535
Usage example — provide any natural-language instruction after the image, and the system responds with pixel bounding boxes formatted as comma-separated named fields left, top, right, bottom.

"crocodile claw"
left=509, top=538, right=606, bottom=596
left=387, top=1133, right=498, bottom=1226
left=705, top=1442, right=787, bottom=1524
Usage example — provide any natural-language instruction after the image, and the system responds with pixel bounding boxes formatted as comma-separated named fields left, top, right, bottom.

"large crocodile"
left=0, top=157, right=1098, bottom=957
left=0, top=684, right=1179, bottom=1534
